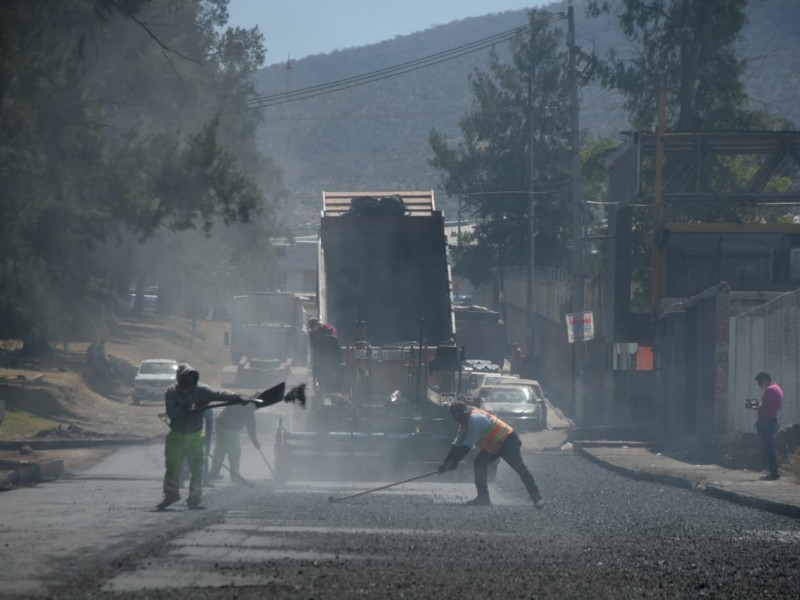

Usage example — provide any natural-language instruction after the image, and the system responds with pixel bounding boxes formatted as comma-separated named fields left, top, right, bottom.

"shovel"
left=204, top=382, right=307, bottom=410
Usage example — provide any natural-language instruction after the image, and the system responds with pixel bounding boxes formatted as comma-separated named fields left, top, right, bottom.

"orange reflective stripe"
left=473, top=408, right=513, bottom=454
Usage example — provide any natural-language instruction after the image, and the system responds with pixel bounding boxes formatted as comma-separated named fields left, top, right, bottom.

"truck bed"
left=319, top=191, right=454, bottom=346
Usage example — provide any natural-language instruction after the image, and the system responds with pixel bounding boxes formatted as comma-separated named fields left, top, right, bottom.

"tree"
left=0, top=0, right=282, bottom=352
left=429, top=10, right=572, bottom=286
left=587, top=0, right=794, bottom=310
left=587, top=0, right=757, bottom=131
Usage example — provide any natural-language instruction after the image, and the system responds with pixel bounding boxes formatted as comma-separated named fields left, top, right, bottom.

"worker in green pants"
left=158, top=364, right=245, bottom=510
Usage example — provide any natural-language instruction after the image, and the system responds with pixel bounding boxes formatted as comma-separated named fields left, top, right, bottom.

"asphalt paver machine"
left=275, top=191, right=462, bottom=480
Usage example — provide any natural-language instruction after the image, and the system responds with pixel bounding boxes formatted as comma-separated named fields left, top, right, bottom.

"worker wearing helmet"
left=158, top=363, right=247, bottom=511
left=438, top=401, right=544, bottom=508
left=208, top=402, right=260, bottom=483
left=307, top=317, right=337, bottom=338
left=307, top=317, right=341, bottom=392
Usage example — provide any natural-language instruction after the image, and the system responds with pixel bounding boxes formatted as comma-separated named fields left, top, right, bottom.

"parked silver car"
left=133, top=359, right=178, bottom=405
left=475, top=384, right=547, bottom=431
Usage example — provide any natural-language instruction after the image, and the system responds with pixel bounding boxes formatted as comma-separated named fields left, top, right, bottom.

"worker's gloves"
left=239, top=397, right=249, bottom=405
left=438, top=445, right=470, bottom=473
left=252, top=438, right=261, bottom=450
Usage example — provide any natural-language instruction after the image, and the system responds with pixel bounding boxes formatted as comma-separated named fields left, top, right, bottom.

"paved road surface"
left=2, top=432, right=799, bottom=598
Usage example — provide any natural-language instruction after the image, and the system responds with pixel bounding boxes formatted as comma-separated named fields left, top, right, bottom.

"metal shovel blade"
left=254, top=382, right=286, bottom=408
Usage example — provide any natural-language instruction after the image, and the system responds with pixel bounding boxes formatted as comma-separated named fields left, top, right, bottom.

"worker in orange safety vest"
left=438, top=401, right=544, bottom=508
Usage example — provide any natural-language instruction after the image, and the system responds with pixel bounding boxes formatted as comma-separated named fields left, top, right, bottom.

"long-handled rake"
left=327, top=469, right=439, bottom=503
left=207, top=451, right=255, bottom=488
left=256, top=446, right=276, bottom=477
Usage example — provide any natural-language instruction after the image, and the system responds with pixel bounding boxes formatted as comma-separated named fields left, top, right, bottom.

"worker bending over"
left=438, top=401, right=544, bottom=508
left=209, top=402, right=260, bottom=483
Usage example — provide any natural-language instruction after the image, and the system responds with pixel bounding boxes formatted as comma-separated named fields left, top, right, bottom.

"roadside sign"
left=565, top=311, right=594, bottom=343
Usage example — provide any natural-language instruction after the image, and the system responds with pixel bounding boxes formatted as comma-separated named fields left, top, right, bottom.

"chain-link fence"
left=729, top=290, right=800, bottom=432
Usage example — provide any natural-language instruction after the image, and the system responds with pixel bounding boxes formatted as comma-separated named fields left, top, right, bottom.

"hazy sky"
left=226, top=1, right=555, bottom=65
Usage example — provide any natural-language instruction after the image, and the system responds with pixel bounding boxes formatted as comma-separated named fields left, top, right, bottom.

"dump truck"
left=275, top=191, right=462, bottom=479
left=454, top=305, right=507, bottom=368
left=221, top=292, right=307, bottom=390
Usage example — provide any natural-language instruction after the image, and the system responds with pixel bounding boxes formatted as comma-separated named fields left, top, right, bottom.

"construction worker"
left=179, top=407, right=214, bottom=489
left=438, top=401, right=544, bottom=508
left=308, top=316, right=337, bottom=338
left=208, top=402, right=260, bottom=483
left=158, top=363, right=246, bottom=510
left=308, top=317, right=342, bottom=392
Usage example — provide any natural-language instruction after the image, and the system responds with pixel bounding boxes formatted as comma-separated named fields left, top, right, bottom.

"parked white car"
left=475, top=384, right=547, bottom=431
left=133, top=359, right=178, bottom=405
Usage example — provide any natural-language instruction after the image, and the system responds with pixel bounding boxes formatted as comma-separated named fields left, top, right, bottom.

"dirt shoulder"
left=0, top=315, right=231, bottom=447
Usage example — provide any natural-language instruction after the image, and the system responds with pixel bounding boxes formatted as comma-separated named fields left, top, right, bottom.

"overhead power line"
left=97, top=13, right=563, bottom=125
left=230, top=14, right=564, bottom=113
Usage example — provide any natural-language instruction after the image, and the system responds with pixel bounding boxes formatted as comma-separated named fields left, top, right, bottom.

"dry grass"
left=0, top=411, right=59, bottom=438
left=784, top=450, right=800, bottom=483
left=0, top=315, right=231, bottom=441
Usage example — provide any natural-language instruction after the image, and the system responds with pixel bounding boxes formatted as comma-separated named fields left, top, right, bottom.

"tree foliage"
left=429, top=10, right=572, bottom=285
left=587, top=0, right=759, bottom=131
left=587, top=0, right=795, bottom=309
left=0, top=0, right=285, bottom=351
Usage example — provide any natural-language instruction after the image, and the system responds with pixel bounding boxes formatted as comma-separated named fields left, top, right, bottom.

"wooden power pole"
left=567, top=3, right=586, bottom=422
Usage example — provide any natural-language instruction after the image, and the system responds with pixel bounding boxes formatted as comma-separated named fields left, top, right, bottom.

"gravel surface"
left=34, top=451, right=800, bottom=599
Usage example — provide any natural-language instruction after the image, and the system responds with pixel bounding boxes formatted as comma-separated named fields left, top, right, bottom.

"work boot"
left=760, top=474, right=780, bottom=481
left=187, top=502, right=206, bottom=510
left=464, top=495, right=491, bottom=506
left=207, top=472, right=222, bottom=481
left=533, top=497, right=545, bottom=509
left=156, top=493, right=180, bottom=511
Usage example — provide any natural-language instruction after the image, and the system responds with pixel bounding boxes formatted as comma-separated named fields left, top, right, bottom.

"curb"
left=703, top=484, right=800, bottom=519
left=0, top=436, right=160, bottom=451
left=572, top=440, right=649, bottom=449
left=0, top=437, right=161, bottom=491
left=576, top=446, right=800, bottom=519
left=576, top=446, right=696, bottom=491
left=0, top=459, right=64, bottom=489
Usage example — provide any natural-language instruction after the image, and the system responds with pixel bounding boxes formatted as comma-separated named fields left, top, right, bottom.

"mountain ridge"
left=253, top=0, right=799, bottom=224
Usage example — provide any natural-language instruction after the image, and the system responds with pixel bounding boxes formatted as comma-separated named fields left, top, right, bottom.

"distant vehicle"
left=128, top=293, right=158, bottom=313
left=221, top=292, right=307, bottom=390
left=475, top=384, right=547, bottom=431
left=454, top=305, right=507, bottom=367
left=133, top=359, right=178, bottom=405
left=463, top=368, right=513, bottom=394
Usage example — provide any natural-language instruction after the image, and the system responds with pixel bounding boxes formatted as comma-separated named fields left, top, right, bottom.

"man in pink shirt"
left=748, top=372, right=783, bottom=481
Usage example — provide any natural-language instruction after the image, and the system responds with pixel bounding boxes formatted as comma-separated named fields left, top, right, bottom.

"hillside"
left=0, top=316, right=231, bottom=441
left=253, top=0, right=800, bottom=225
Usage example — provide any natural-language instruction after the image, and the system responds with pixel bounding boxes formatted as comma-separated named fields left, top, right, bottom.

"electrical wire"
left=95, top=13, right=565, bottom=127
left=230, top=14, right=564, bottom=113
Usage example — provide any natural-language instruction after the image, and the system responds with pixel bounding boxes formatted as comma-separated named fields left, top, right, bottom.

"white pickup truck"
left=133, top=359, right=178, bottom=405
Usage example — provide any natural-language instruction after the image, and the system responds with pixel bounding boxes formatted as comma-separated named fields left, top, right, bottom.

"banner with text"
left=565, top=311, right=595, bottom=343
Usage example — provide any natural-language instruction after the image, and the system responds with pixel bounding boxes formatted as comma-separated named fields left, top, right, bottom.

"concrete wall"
left=655, top=283, right=730, bottom=449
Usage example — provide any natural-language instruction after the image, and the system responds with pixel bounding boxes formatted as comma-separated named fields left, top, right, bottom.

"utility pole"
left=651, top=90, right=667, bottom=318
left=283, top=55, right=293, bottom=165
left=526, top=65, right=536, bottom=367
left=567, top=3, right=586, bottom=423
